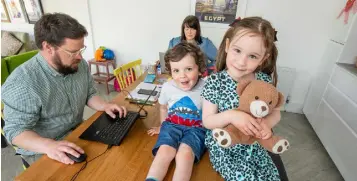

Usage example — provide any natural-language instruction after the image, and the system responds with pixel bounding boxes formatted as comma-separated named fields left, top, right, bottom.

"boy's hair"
left=216, top=17, right=278, bottom=86
left=181, top=15, right=202, bottom=44
left=164, top=42, right=206, bottom=75
left=35, top=13, right=88, bottom=49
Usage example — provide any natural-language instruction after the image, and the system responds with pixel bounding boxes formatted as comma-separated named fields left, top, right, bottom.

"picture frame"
left=190, top=0, right=247, bottom=28
left=1, top=0, right=10, bottom=22
left=3, top=0, right=27, bottom=23
left=21, top=0, right=43, bottom=24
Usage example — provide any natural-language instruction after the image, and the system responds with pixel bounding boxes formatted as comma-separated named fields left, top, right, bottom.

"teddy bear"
left=212, top=79, right=290, bottom=154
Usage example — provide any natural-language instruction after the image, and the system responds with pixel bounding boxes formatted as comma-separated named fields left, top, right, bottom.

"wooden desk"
left=15, top=74, right=223, bottom=181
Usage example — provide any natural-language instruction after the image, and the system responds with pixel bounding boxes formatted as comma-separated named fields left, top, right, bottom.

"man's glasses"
left=55, top=45, right=87, bottom=59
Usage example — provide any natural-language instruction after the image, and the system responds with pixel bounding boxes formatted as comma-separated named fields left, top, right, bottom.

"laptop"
left=79, top=111, right=139, bottom=145
left=79, top=86, right=157, bottom=146
left=159, top=52, right=167, bottom=74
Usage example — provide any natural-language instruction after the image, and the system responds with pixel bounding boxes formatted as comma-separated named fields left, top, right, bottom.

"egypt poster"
left=194, top=0, right=238, bottom=24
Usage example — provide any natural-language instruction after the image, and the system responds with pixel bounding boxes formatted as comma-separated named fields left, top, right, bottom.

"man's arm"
left=2, top=101, right=81, bottom=164
left=11, top=131, right=50, bottom=153
left=12, top=131, right=84, bottom=164
left=84, top=60, right=126, bottom=118
left=87, top=95, right=127, bottom=118
left=86, top=95, right=109, bottom=111
left=2, top=80, right=83, bottom=165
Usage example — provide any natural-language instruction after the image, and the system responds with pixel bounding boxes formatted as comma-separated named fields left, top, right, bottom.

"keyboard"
left=96, top=111, right=139, bottom=145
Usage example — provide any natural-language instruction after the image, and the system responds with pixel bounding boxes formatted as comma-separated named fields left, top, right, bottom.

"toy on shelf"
left=95, top=48, right=105, bottom=61
left=94, top=46, right=115, bottom=61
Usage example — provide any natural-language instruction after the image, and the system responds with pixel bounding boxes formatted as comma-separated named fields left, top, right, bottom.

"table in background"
left=88, top=59, right=116, bottom=94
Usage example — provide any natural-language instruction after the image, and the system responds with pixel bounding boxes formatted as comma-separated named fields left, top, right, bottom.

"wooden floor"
left=1, top=84, right=344, bottom=181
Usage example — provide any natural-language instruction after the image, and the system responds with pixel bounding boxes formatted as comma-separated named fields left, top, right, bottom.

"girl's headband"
left=229, top=17, right=278, bottom=42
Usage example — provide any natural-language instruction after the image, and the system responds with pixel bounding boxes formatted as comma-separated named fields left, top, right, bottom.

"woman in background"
left=169, top=15, right=217, bottom=76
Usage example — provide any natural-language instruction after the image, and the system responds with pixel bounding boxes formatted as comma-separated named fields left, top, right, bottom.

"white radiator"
left=276, top=66, right=296, bottom=107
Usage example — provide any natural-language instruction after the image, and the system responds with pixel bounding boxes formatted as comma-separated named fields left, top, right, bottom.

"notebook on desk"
left=126, top=82, right=161, bottom=103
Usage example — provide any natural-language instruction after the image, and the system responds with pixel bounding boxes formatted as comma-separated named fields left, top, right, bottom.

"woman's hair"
left=216, top=17, right=278, bottom=86
left=164, top=42, right=206, bottom=75
left=180, top=15, right=202, bottom=44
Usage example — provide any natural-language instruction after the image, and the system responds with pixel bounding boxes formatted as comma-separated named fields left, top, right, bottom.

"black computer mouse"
left=65, top=152, right=87, bottom=163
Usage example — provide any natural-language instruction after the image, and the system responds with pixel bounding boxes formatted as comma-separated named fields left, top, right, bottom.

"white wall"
left=41, top=0, right=95, bottom=60
left=88, top=0, right=246, bottom=64
left=89, top=0, right=192, bottom=66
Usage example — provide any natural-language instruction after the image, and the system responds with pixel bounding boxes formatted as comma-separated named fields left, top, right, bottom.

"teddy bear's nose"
left=261, top=106, right=267, bottom=111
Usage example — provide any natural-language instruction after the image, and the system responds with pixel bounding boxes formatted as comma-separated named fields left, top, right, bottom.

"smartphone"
left=137, top=89, right=158, bottom=96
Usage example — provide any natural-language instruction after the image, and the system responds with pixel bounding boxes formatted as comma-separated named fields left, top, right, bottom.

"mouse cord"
left=70, top=144, right=113, bottom=181
left=120, top=90, right=148, bottom=118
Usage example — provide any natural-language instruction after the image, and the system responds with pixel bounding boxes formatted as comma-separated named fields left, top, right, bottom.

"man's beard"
left=53, top=52, right=79, bottom=76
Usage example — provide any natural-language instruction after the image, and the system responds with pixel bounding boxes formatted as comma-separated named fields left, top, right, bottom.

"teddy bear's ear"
left=236, top=79, right=252, bottom=96
left=276, top=92, right=285, bottom=108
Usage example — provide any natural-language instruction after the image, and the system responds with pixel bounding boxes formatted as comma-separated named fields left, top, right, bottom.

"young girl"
left=201, top=17, right=287, bottom=180
left=146, top=42, right=207, bottom=181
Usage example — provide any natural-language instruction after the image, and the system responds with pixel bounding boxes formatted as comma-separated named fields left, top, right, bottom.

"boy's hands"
left=147, top=126, right=161, bottom=136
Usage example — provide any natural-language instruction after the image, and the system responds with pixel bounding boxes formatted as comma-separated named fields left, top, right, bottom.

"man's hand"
left=147, top=127, right=160, bottom=136
left=104, top=103, right=127, bottom=118
left=258, top=118, right=273, bottom=140
left=45, top=140, right=84, bottom=165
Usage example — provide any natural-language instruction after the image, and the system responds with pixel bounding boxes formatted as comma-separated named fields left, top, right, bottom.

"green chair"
left=1, top=50, right=39, bottom=170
